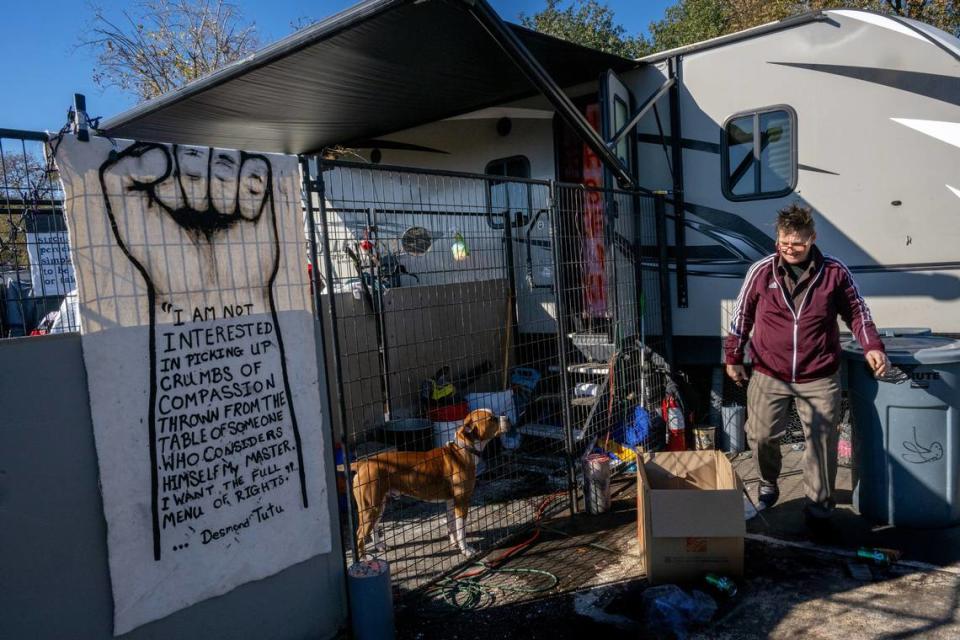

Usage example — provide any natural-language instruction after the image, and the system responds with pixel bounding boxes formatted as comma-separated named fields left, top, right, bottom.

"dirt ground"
left=392, top=446, right=960, bottom=639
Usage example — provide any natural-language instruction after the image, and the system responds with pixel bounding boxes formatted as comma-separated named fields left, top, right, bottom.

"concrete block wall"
left=0, top=333, right=347, bottom=640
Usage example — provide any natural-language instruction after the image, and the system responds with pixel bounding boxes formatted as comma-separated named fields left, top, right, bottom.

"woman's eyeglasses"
left=777, top=239, right=812, bottom=251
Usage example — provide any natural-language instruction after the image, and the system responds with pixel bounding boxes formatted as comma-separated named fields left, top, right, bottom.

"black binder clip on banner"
left=72, top=93, right=90, bottom=142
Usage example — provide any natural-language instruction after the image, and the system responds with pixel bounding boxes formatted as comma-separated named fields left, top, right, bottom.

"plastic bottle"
left=705, top=573, right=738, bottom=597
left=857, top=547, right=900, bottom=566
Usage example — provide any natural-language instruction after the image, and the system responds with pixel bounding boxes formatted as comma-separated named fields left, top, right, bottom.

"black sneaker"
left=803, top=503, right=837, bottom=541
left=758, top=482, right=779, bottom=510
left=804, top=500, right=835, bottom=520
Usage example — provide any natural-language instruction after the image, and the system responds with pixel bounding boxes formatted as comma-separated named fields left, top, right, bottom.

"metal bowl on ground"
left=382, top=418, right=433, bottom=451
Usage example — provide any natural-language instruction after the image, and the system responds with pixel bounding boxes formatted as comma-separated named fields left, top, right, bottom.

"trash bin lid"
left=843, top=335, right=960, bottom=365
left=877, top=327, right=932, bottom=337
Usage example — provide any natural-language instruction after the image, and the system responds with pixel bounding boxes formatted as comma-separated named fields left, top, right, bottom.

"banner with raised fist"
left=53, top=135, right=331, bottom=635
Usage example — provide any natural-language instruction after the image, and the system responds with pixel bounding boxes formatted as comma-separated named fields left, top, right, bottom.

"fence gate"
left=302, top=157, right=673, bottom=593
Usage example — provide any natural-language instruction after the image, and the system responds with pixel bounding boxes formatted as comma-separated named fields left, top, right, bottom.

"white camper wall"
left=356, top=114, right=557, bottom=179
left=627, top=12, right=960, bottom=352
left=322, top=111, right=562, bottom=334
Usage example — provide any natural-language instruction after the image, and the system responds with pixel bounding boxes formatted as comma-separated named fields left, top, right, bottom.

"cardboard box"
left=637, top=450, right=745, bottom=584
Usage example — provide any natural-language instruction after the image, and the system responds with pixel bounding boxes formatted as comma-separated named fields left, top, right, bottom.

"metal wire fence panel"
left=307, top=159, right=578, bottom=592
left=552, top=184, right=669, bottom=456
left=0, top=130, right=78, bottom=337
left=304, top=159, right=676, bottom=594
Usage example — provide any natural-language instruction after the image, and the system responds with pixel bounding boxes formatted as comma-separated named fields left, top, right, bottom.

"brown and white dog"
left=352, top=409, right=504, bottom=558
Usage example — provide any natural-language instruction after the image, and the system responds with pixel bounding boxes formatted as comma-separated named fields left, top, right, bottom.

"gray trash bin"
left=843, top=335, right=960, bottom=527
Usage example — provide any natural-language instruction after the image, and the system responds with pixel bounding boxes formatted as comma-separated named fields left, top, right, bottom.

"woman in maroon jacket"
left=725, top=205, right=887, bottom=525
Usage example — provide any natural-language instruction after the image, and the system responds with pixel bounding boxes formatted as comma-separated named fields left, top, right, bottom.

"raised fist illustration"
left=99, top=142, right=278, bottom=306
left=98, top=142, right=308, bottom=561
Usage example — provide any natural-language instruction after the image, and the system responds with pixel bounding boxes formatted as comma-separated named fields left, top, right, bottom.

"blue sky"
left=0, top=0, right=674, bottom=133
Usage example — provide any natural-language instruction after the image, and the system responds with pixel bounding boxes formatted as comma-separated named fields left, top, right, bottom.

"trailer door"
left=600, top=69, right=636, bottom=187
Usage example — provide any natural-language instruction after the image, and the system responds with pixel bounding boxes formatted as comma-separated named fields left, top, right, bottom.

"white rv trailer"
left=321, top=8, right=960, bottom=364
left=100, top=1, right=960, bottom=367
left=627, top=9, right=960, bottom=362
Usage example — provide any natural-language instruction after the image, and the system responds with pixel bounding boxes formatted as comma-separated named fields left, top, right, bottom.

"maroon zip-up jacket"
left=724, top=246, right=885, bottom=383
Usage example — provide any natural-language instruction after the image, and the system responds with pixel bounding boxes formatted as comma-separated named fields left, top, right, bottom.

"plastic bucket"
left=347, top=559, right=395, bottom=640
left=466, top=390, right=517, bottom=424
left=433, top=420, right=461, bottom=448
left=721, top=405, right=746, bottom=453
left=583, top=454, right=612, bottom=514
left=427, top=402, right=469, bottom=423
left=500, top=430, right=522, bottom=450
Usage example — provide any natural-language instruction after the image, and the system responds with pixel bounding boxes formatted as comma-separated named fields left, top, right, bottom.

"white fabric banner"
left=53, top=135, right=331, bottom=635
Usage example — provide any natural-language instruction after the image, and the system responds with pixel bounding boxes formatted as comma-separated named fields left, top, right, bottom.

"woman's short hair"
left=776, top=203, right=815, bottom=236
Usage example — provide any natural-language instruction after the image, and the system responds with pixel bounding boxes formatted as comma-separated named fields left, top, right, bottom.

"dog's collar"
left=454, top=440, right=484, bottom=458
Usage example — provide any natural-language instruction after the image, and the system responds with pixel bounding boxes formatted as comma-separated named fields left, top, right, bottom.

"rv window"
left=614, top=97, right=630, bottom=167
left=722, top=107, right=796, bottom=201
left=759, top=111, right=792, bottom=193
left=726, top=115, right=755, bottom=197
left=486, top=156, right=531, bottom=182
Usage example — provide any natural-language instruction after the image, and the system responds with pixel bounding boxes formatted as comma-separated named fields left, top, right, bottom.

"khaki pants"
left=746, top=371, right=842, bottom=509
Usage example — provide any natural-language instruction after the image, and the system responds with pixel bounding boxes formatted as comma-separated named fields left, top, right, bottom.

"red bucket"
left=427, top=402, right=469, bottom=423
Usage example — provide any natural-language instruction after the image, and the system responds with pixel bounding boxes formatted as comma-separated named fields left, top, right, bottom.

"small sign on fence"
left=25, top=211, right=76, bottom=296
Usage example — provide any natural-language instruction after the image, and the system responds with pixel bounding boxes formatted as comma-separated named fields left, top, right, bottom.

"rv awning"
left=101, top=0, right=636, bottom=154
